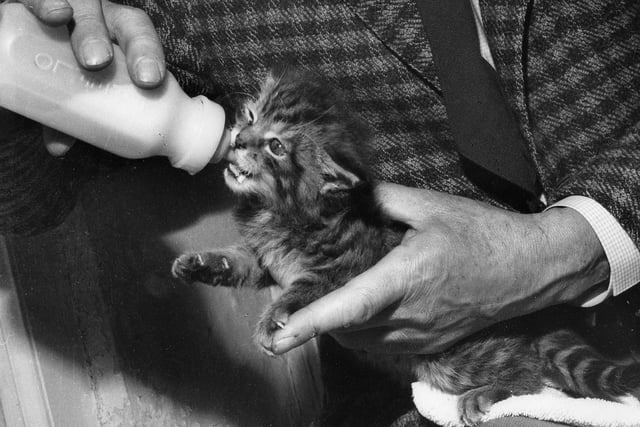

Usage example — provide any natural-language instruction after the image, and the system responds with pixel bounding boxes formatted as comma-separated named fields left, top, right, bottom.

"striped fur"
left=2, top=0, right=637, bottom=424
left=536, top=330, right=640, bottom=400
left=172, top=69, right=640, bottom=425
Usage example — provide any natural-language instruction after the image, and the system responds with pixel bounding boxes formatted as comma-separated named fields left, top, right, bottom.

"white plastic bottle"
left=0, top=3, right=229, bottom=174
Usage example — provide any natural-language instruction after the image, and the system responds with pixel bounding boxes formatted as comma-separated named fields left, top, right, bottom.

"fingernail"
left=134, top=57, right=163, bottom=85
left=273, top=336, right=296, bottom=354
left=80, top=39, right=113, bottom=68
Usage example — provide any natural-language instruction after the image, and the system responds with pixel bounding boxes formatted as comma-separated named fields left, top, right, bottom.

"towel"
left=412, top=382, right=640, bottom=427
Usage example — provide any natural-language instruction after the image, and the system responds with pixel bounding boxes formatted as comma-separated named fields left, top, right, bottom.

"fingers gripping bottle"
left=0, top=3, right=229, bottom=174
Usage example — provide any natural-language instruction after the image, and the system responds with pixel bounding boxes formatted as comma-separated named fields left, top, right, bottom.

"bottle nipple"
left=166, top=95, right=229, bottom=173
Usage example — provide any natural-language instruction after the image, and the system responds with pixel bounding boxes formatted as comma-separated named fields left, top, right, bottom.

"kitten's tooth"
left=229, top=163, right=238, bottom=178
left=237, top=174, right=246, bottom=183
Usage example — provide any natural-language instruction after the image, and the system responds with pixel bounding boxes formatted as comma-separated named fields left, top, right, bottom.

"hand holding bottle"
left=5, top=0, right=165, bottom=155
left=0, top=2, right=228, bottom=172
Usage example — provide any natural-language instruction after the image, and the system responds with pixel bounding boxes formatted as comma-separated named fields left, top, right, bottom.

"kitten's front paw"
left=254, top=305, right=291, bottom=357
left=171, top=252, right=230, bottom=286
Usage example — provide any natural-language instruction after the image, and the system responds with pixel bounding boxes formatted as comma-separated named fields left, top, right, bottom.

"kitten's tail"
left=536, top=330, right=640, bottom=400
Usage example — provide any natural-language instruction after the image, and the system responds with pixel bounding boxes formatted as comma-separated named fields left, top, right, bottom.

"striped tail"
left=536, top=330, right=640, bottom=400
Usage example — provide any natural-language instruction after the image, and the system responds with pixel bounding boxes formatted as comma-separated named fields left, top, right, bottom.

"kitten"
left=172, top=68, right=640, bottom=425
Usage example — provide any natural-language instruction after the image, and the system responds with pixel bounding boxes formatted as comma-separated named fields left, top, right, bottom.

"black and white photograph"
left=1, top=1, right=639, bottom=426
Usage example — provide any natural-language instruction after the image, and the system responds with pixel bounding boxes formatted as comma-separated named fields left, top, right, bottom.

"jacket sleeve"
left=546, top=130, right=640, bottom=247
left=0, top=114, right=90, bottom=235
left=527, top=0, right=640, bottom=248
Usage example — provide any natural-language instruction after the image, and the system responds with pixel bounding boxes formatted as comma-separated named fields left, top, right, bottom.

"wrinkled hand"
left=8, top=0, right=165, bottom=155
left=271, top=183, right=610, bottom=355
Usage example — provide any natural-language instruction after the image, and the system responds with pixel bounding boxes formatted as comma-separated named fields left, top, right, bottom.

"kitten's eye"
left=267, top=138, right=287, bottom=157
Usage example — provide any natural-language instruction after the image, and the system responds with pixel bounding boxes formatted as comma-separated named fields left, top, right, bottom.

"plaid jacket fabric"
left=2, top=0, right=639, bottom=248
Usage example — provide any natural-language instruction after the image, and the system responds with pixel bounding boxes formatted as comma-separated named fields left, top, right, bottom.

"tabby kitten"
left=172, top=69, right=640, bottom=425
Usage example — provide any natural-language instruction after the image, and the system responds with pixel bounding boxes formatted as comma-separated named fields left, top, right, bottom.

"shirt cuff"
left=546, top=195, right=640, bottom=307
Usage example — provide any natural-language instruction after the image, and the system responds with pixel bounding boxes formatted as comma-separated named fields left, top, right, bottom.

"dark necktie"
left=416, top=0, right=542, bottom=212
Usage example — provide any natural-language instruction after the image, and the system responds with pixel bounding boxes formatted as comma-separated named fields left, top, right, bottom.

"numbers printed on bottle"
left=34, top=52, right=56, bottom=70
left=34, top=52, right=114, bottom=92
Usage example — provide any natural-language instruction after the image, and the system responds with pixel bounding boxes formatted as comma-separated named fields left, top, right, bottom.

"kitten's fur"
left=172, top=69, right=640, bottom=425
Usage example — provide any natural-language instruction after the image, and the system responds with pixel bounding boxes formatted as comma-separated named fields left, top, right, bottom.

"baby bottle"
left=0, top=3, right=228, bottom=174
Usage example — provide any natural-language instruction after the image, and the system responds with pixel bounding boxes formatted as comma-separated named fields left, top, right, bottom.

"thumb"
left=271, top=247, right=407, bottom=354
left=375, top=182, right=437, bottom=228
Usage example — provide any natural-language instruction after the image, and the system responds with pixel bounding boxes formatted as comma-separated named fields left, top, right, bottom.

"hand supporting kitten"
left=171, top=68, right=632, bottom=425
left=270, top=183, right=610, bottom=355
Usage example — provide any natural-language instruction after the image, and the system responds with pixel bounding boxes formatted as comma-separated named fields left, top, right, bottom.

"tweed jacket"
left=2, top=0, right=639, bottom=250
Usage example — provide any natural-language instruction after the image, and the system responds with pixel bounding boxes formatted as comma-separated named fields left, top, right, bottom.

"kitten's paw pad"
left=171, top=253, right=230, bottom=285
left=171, top=253, right=205, bottom=283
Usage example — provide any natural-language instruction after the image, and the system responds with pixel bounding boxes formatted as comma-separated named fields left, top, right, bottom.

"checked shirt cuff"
left=547, top=195, right=640, bottom=307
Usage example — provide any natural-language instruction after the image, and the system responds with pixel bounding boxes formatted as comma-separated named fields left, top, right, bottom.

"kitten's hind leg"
left=458, top=385, right=512, bottom=426
left=172, top=245, right=266, bottom=288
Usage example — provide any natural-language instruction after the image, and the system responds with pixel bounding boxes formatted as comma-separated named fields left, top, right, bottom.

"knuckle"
left=69, top=3, right=104, bottom=25
left=127, top=33, right=163, bottom=52
left=72, top=13, right=106, bottom=31
left=106, top=5, right=162, bottom=53
left=110, top=4, right=153, bottom=29
left=123, top=5, right=151, bottom=22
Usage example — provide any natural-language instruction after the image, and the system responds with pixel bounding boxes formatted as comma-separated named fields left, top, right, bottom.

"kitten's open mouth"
left=226, top=163, right=252, bottom=184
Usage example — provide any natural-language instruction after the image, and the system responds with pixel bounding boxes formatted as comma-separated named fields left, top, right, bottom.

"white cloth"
left=412, top=382, right=640, bottom=427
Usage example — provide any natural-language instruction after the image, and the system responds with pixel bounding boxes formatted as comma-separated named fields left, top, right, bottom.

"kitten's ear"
left=319, top=151, right=362, bottom=194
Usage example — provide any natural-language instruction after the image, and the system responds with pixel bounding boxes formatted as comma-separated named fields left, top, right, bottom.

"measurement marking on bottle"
left=34, top=52, right=55, bottom=70
left=34, top=52, right=115, bottom=92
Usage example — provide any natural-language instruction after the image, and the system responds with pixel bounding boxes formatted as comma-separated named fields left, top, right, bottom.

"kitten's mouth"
left=226, top=163, right=252, bottom=184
